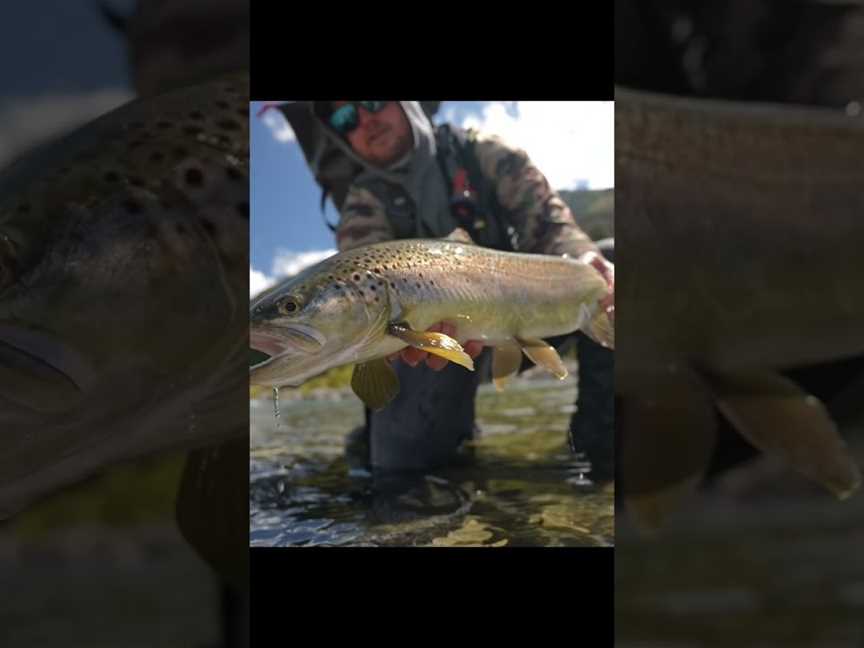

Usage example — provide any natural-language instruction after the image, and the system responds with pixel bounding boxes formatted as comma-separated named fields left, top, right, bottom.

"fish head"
left=0, top=74, right=249, bottom=418
left=249, top=258, right=391, bottom=387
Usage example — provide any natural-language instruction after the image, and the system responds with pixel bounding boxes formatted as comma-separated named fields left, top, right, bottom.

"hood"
left=278, top=101, right=457, bottom=239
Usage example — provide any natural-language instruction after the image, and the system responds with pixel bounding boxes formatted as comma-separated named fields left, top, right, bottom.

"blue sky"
left=0, top=1, right=136, bottom=169
left=251, top=101, right=615, bottom=296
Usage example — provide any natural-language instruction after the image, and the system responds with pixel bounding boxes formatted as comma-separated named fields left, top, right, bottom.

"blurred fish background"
left=0, top=2, right=249, bottom=647
left=616, top=1, right=864, bottom=646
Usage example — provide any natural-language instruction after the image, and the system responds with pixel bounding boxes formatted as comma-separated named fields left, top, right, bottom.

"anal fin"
left=515, top=336, right=567, bottom=379
left=701, top=368, right=862, bottom=500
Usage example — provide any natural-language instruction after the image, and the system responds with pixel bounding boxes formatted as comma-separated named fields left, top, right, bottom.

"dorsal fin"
left=443, top=227, right=475, bottom=244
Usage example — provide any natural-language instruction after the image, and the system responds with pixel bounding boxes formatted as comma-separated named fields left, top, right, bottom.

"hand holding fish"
left=578, top=251, right=614, bottom=327
left=387, top=322, right=485, bottom=371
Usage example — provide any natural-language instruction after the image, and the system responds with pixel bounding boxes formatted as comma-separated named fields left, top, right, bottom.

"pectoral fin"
left=388, top=323, right=474, bottom=371
left=515, top=336, right=567, bottom=379
left=701, top=369, right=862, bottom=500
left=492, top=342, right=523, bottom=391
left=351, top=358, right=400, bottom=410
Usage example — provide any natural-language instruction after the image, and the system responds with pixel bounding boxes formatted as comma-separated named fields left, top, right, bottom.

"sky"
left=250, top=100, right=614, bottom=297
left=0, top=1, right=136, bottom=168
left=0, top=8, right=615, bottom=302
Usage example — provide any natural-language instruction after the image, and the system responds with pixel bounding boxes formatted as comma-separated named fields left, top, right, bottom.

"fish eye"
left=277, top=296, right=300, bottom=315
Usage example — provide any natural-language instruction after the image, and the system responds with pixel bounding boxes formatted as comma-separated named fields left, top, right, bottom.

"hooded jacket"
left=311, top=100, right=460, bottom=241
left=287, top=100, right=599, bottom=258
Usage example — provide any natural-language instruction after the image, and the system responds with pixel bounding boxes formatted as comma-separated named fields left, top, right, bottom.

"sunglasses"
left=329, top=101, right=390, bottom=135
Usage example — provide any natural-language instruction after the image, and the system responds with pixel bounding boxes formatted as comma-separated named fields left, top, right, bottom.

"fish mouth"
left=0, top=322, right=97, bottom=411
left=249, top=325, right=325, bottom=368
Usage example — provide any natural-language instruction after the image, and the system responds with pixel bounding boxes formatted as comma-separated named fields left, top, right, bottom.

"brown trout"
left=616, top=85, right=864, bottom=526
left=249, top=236, right=613, bottom=410
left=0, top=73, right=249, bottom=518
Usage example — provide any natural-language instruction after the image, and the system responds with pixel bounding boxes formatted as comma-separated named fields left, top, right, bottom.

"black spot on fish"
left=144, top=220, right=159, bottom=238
left=201, top=218, right=217, bottom=236
left=353, top=274, right=360, bottom=281
left=123, top=199, right=143, bottom=214
left=185, top=168, right=204, bottom=187
left=370, top=285, right=376, bottom=292
left=359, top=290, right=364, bottom=297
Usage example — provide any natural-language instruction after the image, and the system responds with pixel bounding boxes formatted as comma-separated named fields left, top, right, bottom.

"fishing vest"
left=351, top=125, right=520, bottom=251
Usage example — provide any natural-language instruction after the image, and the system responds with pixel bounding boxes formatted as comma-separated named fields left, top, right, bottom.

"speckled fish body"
left=249, top=238, right=612, bottom=390
left=0, top=73, right=249, bottom=517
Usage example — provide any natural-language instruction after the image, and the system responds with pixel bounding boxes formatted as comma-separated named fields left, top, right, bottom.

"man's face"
left=333, top=101, right=413, bottom=167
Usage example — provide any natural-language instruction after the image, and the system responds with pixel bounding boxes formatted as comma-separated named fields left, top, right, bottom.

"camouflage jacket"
left=335, top=128, right=599, bottom=259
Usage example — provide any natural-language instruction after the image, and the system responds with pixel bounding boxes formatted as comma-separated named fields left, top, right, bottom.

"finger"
left=464, top=340, right=484, bottom=359
left=401, top=347, right=427, bottom=367
left=427, top=355, right=448, bottom=371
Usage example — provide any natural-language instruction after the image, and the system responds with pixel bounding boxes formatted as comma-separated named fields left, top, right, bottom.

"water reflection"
left=250, top=378, right=614, bottom=547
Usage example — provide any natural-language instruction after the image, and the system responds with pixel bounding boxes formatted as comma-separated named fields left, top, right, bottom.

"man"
left=303, top=100, right=614, bottom=476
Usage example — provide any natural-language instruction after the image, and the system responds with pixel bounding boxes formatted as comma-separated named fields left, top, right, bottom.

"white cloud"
left=260, top=107, right=296, bottom=142
left=270, top=248, right=336, bottom=278
left=444, top=101, right=614, bottom=191
left=250, top=266, right=275, bottom=298
left=251, top=248, right=337, bottom=297
left=0, top=89, right=133, bottom=171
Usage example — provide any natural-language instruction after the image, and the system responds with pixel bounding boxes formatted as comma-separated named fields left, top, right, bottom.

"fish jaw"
left=0, top=322, right=99, bottom=413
